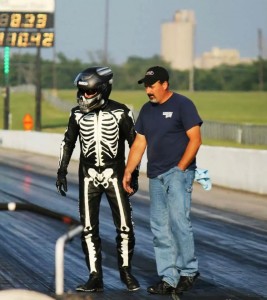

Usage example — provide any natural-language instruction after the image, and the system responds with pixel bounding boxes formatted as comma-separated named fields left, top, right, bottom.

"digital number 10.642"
left=0, top=31, right=54, bottom=47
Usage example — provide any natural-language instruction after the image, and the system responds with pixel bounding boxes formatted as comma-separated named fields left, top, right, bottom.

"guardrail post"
left=237, top=128, right=242, bottom=144
left=55, top=225, right=83, bottom=295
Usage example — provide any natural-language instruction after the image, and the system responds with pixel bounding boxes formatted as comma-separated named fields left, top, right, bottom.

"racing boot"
left=76, top=272, right=103, bottom=292
left=119, top=267, right=140, bottom=291
left=78, top=236, right=103, bottom=292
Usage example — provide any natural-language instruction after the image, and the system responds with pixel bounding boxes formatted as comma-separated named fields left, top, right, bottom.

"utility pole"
left=35, top=46, right=42, bottom=131
left=189, top=13, right=196, bottom=92
left=258, top=28, right=264, bottom=91
left=52, top=6, right=57, bottom=94
left=103, top=0, right=109, bottom=64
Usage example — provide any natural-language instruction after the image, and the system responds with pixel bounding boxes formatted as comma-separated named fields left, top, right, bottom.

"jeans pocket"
left=174, top=167, right=194, bottom=192
left=174, top=166, right=185, bottom=173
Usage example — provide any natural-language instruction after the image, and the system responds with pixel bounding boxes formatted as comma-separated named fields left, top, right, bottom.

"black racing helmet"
left=74, top=66, right=113, bottom=113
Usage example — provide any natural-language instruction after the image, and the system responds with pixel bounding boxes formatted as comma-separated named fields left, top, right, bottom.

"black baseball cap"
left=138, top=66, right=169, bottom=85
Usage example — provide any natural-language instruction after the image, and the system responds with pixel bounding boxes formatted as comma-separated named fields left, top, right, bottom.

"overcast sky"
left=10, top=0, right=267, bottom=64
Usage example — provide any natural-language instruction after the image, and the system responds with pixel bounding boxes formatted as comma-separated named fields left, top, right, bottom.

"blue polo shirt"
left=135, top=93, right=203, bottom=178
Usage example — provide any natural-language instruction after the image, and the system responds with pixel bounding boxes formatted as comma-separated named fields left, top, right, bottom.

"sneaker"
left=175, top=271, right=200, bottom=293
left=120, top=267, right=140, bottom=291
left=147, top=280, right=175, bottom=295
left=76, top=273, right=104, bottom=292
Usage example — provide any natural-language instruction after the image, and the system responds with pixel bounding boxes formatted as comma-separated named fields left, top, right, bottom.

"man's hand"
left=56, top=173, right=68, bottom=196
left=123, top=170, right=133, bottom=195
left=123, top=169, right=139, bottom=197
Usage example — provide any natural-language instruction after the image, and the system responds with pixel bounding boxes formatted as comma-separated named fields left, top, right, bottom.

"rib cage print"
left=78, top=109, right=124, bottom=166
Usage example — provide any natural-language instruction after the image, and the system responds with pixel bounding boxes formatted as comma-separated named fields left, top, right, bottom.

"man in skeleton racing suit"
left=56, top=66, right=140, bottom=292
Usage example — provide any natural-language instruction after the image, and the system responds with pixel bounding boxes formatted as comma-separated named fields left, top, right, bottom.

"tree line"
left=1, top=51, right=266, bottom=91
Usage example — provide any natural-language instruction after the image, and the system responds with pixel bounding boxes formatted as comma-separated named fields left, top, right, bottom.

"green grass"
left=1, top=89, right=267, bottom=149
left=186, top=91, right=267, bottom=125
left=0, top=91, right=69, bottom=133
left=57, top=90, right=267, bottom=125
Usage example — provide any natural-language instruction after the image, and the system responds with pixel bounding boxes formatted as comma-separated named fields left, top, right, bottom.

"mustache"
left=147, top=93, right=154, bottom=98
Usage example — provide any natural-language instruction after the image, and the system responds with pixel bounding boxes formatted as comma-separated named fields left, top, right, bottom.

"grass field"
left=58, top=90, right=267, bottom=125
left=0, top=92, right=69, bottom=133
left=0, top=89, right=267, bottom=149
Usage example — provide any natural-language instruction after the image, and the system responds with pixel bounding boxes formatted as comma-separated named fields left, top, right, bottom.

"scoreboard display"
left=0, top=12, right=54, bottom=29
left=0, top=31, right=54, bottom=48
left=0, top=7, right=54, bottom=48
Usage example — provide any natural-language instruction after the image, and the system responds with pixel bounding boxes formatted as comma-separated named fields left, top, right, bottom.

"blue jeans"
left=149, top=166, right=198, bottom=287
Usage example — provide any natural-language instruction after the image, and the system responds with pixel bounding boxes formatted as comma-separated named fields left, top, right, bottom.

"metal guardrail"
left=0, top=202, right=80, bottom=225
left=201, top=121, right=267, bottom=145
left=0, top=201, right=82, bottom=296
left=132, top=110, right=267, bottom=146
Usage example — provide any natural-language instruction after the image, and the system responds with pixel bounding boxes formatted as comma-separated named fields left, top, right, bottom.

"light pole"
left=3, top=46, right=10, bottom=130
left=103, top=0, right=109, bottom=64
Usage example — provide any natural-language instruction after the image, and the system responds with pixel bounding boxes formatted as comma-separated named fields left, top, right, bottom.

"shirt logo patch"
left=163, top=112, right=173, bottom=118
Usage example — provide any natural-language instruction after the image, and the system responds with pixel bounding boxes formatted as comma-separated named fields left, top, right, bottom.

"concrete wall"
left=0, top=130, right=267, bottom=195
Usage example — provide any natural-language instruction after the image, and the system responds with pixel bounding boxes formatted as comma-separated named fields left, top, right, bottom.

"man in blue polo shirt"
left=123, top=66, right=202, bottom=295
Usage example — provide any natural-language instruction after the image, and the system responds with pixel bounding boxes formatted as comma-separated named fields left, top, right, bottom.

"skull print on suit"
left=58, top=99, right=137, bottom=279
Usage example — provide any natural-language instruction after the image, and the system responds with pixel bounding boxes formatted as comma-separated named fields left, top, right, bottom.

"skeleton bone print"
left=78, top=109, right=124, bottom=167
left=88, top=168, right=114, bottom=188
left=57, top=98, right=137, bottom=277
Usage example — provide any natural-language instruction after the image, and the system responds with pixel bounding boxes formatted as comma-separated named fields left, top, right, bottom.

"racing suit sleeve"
left=120, top=107, right=139, bottom=195
left=57, top=109, right=80, bottom=176
left=120, top=108, right=136, bottom=148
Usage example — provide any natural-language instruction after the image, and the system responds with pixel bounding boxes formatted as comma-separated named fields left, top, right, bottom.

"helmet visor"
left=79, top=88, right=98, bottom=97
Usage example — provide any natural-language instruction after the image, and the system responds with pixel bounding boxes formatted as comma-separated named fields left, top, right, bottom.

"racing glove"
left=128, top=169, right=139, bottom=197
left=56, top=170, right=68, bottom=196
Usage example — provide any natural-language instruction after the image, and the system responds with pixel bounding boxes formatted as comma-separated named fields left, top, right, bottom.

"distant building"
left=194, top=47, right=253, bottom=69
left=161, top=10, right=195, bottom=71
left=161, top=11, right=254, bottom=71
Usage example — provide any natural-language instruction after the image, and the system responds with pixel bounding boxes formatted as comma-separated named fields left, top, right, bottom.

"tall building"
left=161, top=10, right=195, bottom=71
